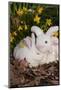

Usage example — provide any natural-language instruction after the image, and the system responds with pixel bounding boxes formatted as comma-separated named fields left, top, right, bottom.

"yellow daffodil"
left=16, top=8, right=23, bottom=16
left=10, top=37, right=14, bottom=43
left=23, top=7, right=28, bottom=12
left=46, top=19, right=52, bottom=26
left=24, top=24, right=28, bottom=30
left=18, top=26, right=23, bottom=31
left=34, top=15, right=41, bottom=24
left=13, top=31, right=17, bottom=36
left=37, top=6, right=44, bottom=14
left=52, top=31, right=58, bottom=37
left=10, top=33, right=14, bottom=43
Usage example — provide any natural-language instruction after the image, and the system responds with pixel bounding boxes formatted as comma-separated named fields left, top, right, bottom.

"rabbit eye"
left=45, top=41, right=48, bottom=44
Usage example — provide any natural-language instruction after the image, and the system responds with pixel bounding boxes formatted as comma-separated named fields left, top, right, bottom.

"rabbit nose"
left=45, top=41, right=48, bottom=44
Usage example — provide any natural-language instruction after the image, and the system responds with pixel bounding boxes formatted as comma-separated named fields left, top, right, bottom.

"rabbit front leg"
left=29, top=59, right=39, bottom=67
left=28, top=52, right=43, bottom=67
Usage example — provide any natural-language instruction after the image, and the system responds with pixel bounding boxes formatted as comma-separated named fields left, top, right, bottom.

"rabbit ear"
left=24, top=33, right=35, bottom=49
left=31, top=33, right=35, bottom=48
left=31, top=26, right=44, bottom=36
left=46, top=26, right=59, bottom=36
left=24, top=37, right=32, bottom=49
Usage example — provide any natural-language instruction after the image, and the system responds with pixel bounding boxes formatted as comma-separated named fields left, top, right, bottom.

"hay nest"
left=9, top=58, right=59, bottom=88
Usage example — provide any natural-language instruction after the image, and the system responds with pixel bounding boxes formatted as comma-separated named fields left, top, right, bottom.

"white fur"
left=13, top=26, right=58, bottom=67
left=31, top=26, right=59, bottom=64
left=31, top=26, right=43, bottom=36
left=13, top=33, right=42, bottom=67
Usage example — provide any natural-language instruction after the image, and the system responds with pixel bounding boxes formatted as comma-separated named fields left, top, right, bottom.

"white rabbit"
left=31, top=26, right=59, bottom=64
left=13, top=33, right=42, bottom=67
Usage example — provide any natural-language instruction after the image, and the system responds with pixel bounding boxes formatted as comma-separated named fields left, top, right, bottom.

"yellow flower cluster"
left=10, top=31, right=17, bottom=43
left=16, top=7, right=28, bottom=16
left=36, top=6, right=44, bottom=14
left=16, top=6, right=44, bottom=25
left=16, top=8, right=23, bottom=16
left=34, top=15, right=41, bottom=24
left=18, top=26, right=23, bottom=31
left=18, top=24, right=28, bottom=31
left=46, top=19, right=52, bottom=26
